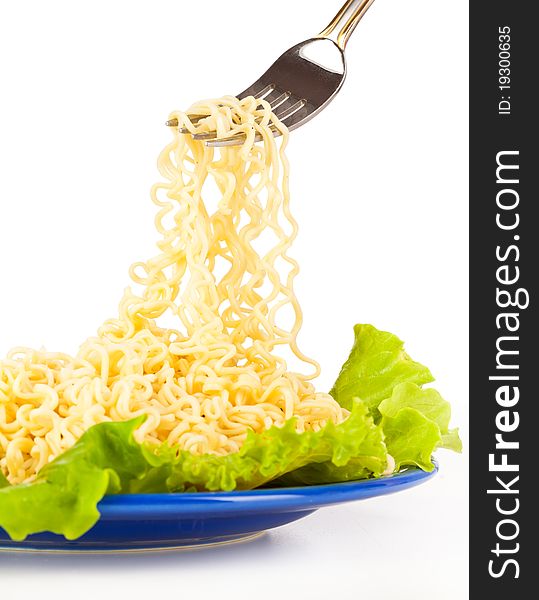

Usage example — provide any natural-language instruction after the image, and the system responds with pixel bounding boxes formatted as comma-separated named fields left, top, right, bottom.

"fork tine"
left=274, top=99, right=306, bottom=122
left=256, top=84, right=276, bottom=100
left=205, top=134, right=250, bottom=147
left=172, top=90, right=305, bottom=144
left=166, top=114, right=210, bottom=129
left=205, top=127, right=280, bottom=148
left=169, top=88, right=290, bottom=133
left=192, top=131, right=218, bottom=140
left=238, top=83, right=275, bottom=101
left=269, top=91, right=291, bottom=111
left=183, top=98, right=304, bottom=146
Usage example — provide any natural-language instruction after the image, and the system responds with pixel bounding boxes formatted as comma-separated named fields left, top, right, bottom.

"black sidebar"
left=470, top=2, right=536, bottom=597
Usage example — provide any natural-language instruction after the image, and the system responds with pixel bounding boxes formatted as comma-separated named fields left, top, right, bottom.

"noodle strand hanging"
left=0, top=96, right=346, bottom=485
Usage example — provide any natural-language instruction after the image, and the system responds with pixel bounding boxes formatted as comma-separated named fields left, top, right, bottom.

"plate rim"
left=96, top=462, right=438, bottom=519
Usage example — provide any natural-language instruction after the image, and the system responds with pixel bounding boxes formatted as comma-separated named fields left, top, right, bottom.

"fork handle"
left=319, top=0, right=376, bottom=50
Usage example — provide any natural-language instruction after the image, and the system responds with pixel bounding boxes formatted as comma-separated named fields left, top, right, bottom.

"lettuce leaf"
left=330, top=324, right=434, bottom=412
left=0, top=401, right=387, bottom=541
left=137, top=399, right=387, bottom=492
left=382, top=407, right=441, bottom=471
left=273, top=457, right=380, bottom=487
left=329, top=325, right=461, bottom=472
left=379, top=383, right=451, bottom=432
left=379, top=383, right=462, bottom=470
left=441, top=429, right=463, bottom=452
left=282, top=383, right=463, bottom=482
left=0, top=417, right=149, bottom=541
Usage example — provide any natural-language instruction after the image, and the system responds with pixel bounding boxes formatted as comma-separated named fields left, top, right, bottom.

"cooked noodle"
left=0, top=96, right=347, bottom=485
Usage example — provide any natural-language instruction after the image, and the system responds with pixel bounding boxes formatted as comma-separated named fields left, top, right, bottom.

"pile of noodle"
left=0, top=96, right=346, bottom=485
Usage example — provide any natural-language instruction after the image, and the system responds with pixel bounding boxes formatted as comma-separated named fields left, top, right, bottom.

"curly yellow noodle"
left=0, top=96, right=347, bottom=484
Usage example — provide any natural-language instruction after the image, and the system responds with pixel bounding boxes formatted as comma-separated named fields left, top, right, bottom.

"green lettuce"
left=330, top=324, right=434, bottom=412
left=137, top=399, right=387, bottom=493
left=382, top=407, right=441, bottom=471
left=274, top=457, right=382, bottom=487
left=280, top=383, right=462, bottom=484
left=0, top=417, right=149, bottom=541
left=328, top=325, right=461, bottom=472
left=379, top=382, right=462, bottom=470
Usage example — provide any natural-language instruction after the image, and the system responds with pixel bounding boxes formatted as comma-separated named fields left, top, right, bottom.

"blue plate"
left=0, top=465, right=437, bottom=553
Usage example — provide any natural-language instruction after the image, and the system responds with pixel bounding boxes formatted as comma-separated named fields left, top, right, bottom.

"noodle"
left=0, top=96, right=347, bottom=485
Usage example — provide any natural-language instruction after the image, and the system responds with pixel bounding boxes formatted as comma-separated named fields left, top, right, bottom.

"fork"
left=167, top=0, right=376, bottom=147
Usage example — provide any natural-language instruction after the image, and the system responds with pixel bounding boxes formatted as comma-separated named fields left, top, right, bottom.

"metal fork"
left=167, top=0, right=376, bottom=147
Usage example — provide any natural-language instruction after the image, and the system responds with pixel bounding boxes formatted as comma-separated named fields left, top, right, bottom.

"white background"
left=0, top=0, right=469, bottom=598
